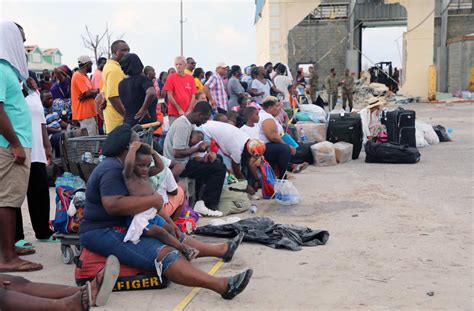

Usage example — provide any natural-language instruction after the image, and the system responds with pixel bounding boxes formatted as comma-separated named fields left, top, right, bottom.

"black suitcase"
left=383, top=107, right=416, bottom=147
left=365, top=141, right=420, bottom=164
left=292, top=142, right=314, bottom=165
left=327, top=113, right=363, bottom=159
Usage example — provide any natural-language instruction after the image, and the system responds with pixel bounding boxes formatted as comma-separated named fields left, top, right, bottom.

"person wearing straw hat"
left=358, top=96, right=386, bottom=144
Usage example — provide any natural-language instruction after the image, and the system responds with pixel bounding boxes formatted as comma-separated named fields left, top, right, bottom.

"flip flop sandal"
left=0, top=261, right=43, bottom=272
left=37, top=236, right=60, bottom=243
left=80, top=281, right=92, bottom=311
left=15, top=246, right=36, bottom=256
left=15, top=240, right=34, bottom=249
left=94, top=255, right=120, bottom=307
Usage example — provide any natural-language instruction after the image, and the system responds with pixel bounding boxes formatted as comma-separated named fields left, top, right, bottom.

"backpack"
left=53, top=173, right=87, bottom=234
left=259, top=160, right=277, bottom=199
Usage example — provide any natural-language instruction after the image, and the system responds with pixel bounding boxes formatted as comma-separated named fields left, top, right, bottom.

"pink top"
left=91, top=69, right=102, bottom=90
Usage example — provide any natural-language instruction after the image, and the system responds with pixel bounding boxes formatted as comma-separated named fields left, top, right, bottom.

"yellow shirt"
left=185, top=69, right=193, bottom=76
left=102, top=59, right=125, bottom=133
left=194, top=77, right=204, bottom=92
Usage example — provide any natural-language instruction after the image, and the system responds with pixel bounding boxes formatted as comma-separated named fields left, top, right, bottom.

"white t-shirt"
left=258, top=110, right=283, bottom=143
left=274, top=75, right=292, bottom=103
left=251, top=79, right=271, bottom=105
left=240, top=124, right=260, bottom=139
left=26, top=92, right=47, bottom=164
left=157, top=167, right=178, bottom=204
left=200, top=121, right=249, bottom=164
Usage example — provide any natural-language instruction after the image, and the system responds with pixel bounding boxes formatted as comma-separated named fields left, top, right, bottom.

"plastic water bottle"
left=300, top=129, right=308, bottom=143
left=185, top=211, right=193, bottom=234
left=249, top=204, right=257, bottom=214
left=447, top=127, right=453, bottom=134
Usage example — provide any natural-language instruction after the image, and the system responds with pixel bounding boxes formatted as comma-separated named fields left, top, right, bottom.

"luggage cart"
left=54, top=233, right=82, bottom=264
left=55, top=121, right=162, bottom=264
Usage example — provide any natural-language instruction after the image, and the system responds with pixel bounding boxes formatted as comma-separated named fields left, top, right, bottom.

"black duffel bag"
left=365, top=141, right=420, bottom=164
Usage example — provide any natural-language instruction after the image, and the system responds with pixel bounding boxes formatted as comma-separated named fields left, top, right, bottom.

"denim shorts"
left=80, top=227, right=180, bottom=273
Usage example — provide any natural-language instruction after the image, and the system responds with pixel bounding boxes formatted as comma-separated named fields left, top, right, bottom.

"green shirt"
left=0, top=60, right=32, bottom=148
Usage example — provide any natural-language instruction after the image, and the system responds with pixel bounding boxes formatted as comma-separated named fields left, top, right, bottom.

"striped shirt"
left=44, top=108, right=61, bottom=130
left=205, top=74, right=228, bottom=111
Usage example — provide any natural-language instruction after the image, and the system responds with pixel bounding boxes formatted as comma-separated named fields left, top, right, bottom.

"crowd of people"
left=0, top=19, right=365, bottom=309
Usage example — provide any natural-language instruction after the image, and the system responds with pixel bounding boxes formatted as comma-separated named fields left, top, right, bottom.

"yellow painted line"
left=173, top=260, right=225, bottom=311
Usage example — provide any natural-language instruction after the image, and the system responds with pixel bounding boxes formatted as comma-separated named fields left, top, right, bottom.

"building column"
left=256, top=0, right=320, bottom=65
left=387, top=0, right=435, bottom=100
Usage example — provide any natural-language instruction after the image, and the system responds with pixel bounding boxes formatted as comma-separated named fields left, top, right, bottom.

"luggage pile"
left=287, top=110, right=362, bottom=167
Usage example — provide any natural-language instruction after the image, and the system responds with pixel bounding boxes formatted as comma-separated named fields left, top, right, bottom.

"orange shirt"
left=71, top=71, right=97, bottom=121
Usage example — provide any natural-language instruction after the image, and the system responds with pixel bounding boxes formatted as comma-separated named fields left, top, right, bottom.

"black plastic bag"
left=432, top=125, right=451, bottom=142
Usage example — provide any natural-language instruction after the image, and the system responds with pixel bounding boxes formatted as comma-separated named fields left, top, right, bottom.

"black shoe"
left=221, top=269, right=253, bottom=300
left=222, top=232, right=245, bottom=262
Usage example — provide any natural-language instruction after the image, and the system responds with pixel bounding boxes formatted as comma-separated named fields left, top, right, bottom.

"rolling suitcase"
left=326, top=113, right=363, bottom=159
left=365, top=141, right=420, bottom=164
left=383, top=107, right=416, bottom=147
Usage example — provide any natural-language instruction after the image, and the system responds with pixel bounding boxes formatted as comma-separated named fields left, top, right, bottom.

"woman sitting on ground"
left=258, top=96, right=308, bottom=178
left=78, top=124, right=253, bottom=300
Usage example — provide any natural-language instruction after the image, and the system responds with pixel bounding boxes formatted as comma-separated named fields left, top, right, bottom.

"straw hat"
left=366, top=97, right=386, bottom=109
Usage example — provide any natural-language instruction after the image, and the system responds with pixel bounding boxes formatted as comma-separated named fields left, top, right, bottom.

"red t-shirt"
left=163, top=73, right=196, bottom=116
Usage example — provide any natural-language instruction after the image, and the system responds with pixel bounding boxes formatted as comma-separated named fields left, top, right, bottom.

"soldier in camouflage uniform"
left=309, top=66, right=319, bottom=103
left=340, top=69, right=355, bottom=112
left=324, top=68, right=338, bottom=110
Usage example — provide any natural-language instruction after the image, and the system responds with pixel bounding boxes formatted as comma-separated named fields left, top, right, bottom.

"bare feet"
left=0, top=257, right=42, bottom=272
left=61, top=284, right=90, bottom=311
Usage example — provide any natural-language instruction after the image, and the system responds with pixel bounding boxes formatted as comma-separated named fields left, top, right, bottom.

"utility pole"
left=180, top=0, right=184, bottom=56
left=438, top=0, right=448, bottom=92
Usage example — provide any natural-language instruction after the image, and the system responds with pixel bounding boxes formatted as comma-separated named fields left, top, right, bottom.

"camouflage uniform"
left=341, top=74, right=355, bottom=112
left=309, top=72, right=319, bottom=103
left=325, top=75, right=338, bottom=110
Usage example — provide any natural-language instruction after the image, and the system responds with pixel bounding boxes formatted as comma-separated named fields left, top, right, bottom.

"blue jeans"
left=80, top=227, right=180, bottom=273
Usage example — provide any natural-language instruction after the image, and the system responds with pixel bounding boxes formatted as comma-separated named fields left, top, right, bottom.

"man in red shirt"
left=71, top=55, right=99, bottom=135
left=163, top=56, right=197, bottom=124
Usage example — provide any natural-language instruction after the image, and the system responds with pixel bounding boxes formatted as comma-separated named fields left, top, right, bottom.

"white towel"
left=123, top=208, right=157, bottom=244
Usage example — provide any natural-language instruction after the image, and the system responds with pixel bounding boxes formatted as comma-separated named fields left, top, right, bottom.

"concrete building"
left=255, top=0, right=474, bottom=99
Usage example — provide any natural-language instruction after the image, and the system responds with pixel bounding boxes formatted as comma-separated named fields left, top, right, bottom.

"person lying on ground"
left=80, top=123, right=252, bottom=299
left=0, top=255, right=120, bottom=310
left=122, top=140, right=199, bottom=261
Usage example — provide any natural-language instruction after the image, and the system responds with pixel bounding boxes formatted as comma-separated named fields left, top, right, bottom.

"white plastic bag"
left=416, top=128, right=429, bottom=148
left=299, top=104, right=326, bottom=119
left=416, top=121, right=439, bottom=145
left=274, top=179, right=300, bottom=205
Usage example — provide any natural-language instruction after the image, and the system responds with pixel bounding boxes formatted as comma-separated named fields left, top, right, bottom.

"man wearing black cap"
left=163, top=101, right=226, bottom=217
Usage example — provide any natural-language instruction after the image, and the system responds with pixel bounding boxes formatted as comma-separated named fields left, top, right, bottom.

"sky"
left=1, top=0, right=405, bottom=73
left=362, top=26, right=406, bottom=70
left=0, top=0, right=257, bottom=72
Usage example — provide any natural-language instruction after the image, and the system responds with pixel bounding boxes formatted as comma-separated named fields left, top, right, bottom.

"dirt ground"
left=12, top=102, right=473, bottom=310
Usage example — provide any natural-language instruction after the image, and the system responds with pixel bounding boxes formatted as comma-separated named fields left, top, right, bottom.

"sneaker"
left=194, top=200, right=223, bottom=217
